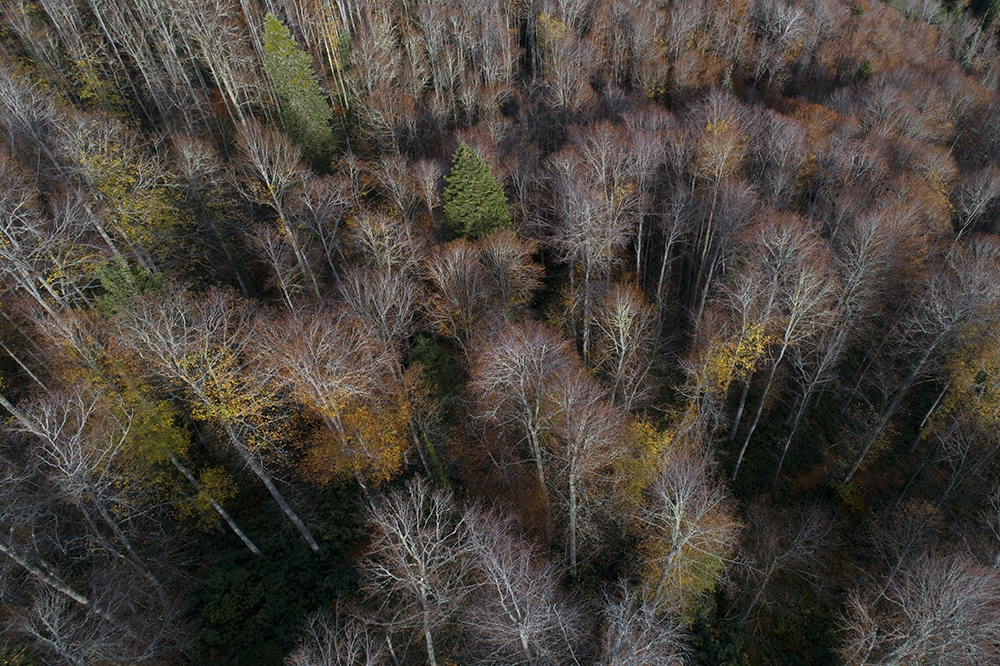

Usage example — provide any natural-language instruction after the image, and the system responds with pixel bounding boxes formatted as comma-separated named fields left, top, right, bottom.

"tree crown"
left=442, top=143, right=510, bottom=240
left=263, top=14, right=336, bottom=167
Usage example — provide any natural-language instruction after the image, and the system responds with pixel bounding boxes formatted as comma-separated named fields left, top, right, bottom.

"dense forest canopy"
left=2, top=0, right=1000, bottom=664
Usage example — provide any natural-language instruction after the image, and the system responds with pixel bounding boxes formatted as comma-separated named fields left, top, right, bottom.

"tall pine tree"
left=262, top=14, right=336, bottom=167
left=442, top=143, right=510, bottom=239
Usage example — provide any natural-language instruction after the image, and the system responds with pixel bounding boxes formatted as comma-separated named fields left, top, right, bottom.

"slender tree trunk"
left=739, top=565, right=777, bottom=626
left=934, top=438, right=990, bottom=510
left=385, top=630, right=401, bottom=666
left=655, top=238, right=672, bottom=333
left=527, top=422, right=554, bottom=550
left=694, top=245, right=720, bottom=332
left=224, top=423, right=319, bottom=552
left=582, top=255, right=592, bottom=363
left=733, top=345, right=788, bottom=480
left=894, top=437, right=944, bottom=510
left=568, top=470, right=578, bottom=577
left=89, top=493, right=171, bottom=608
left=729, top=371, right=753, bottom=441
left=635, top=213, right=644, bottom=278
left=652, top=524, right=682, bottom=609
left=422, top=606, right=438, bottom=666
left=775, top=388, right=811, bottom=482
left=908, top=382, right=950, bottom=454
left=318, top=411, right=372, bottom=500
left=0, top=339, right=47, bottom=390
left=567, top=260, right=578, bottom=344
left=208, top=219, right=254, bottom=296
left=692, top=180, right=721, bottom=329
left=841, top=353, right=876, bottom=415
left=167, top=453, right=260, bottom=555
left=83, top=0, right=153, bottom=120
left=844, top=341, right=941, bottom=484
left=273, top=207, right=322, bottom=301
left=784, top=394, right=800, bottom=426
left=519, top=630, right=533, bottom=663
left=530, top=430, right=547, bottom=488
left=0, top=393, right=36, bottom=432
left=411, top=421, right=433, bottom=478
left=0, top=537, right=89, bottom=606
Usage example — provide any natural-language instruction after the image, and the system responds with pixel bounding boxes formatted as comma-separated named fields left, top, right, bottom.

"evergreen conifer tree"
left=262, top=14, right=336, bottom=167
left=442, top=143, right=510, bottom=239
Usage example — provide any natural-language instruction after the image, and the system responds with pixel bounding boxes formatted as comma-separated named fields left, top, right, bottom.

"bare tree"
left=477, top=230, right=544, bottom=316
left=235, top=118, right=320, bottom=300
left=686, top=90, right=751, bottom=326
left=13, top=572, right=182, bottom=666
left=12, top=388, right=173, bottom=610
left=0, top=452, right=139, bottom=628
left=346, top=9, right=402, bottom=101
left=861, top=500, right=941, bottom=601
left=290, top=174, right=351, bottom=285
left=745, top=108, right=807, bottom=210
left=748, top=0, right=806, bottom=93
left=362, top=478, right=474, bottom=666
left=592, top=282, right=657, bottom=412
left=250, top=221, right=306, bottom=310
left=259, top=302, right=401, bottom=491
left=375, top=154, right=419, bottom=222
left=776, top=211, right=898, bottom=479
left=424, top=239, right=501, bottom=357
left=979, top=485, right=1000, bottom=567
left=636, top=447, right=738, bottom=614
left=0, top=155, right=97, bottom=318
left=2, top=4, right=61, bottom=88
left=57, top=111, right=177, bottom=269
left=731, top=215, right=839, bottom=480
left=103, top=0, right=211, bottom=132
left=622, top=109, right=669, bottom=278
left=286, top=605, right=386, bottom=666
left=653, top=180, right=695, bottom=330
left=571, top=122, right=641, bottom=251
left=719, top=255, right=782, bottom=445
left=471, top=322, right=576, bottom=539
left=0, top=57, right=65, bottom=171
left=173, top=0, right=266, bottom=124
left=116, top=285, right=320, bottom=551
left=734, top=504, right=832, bottom=626
left=462, top=507, right=585, bottom=664
left=952, top=166, right=1000, bottom=243
left=414, top=158, right=444, bottom=221
left=342, top=266, right=419, bottom=365
left=354, top=82, right=419, bottom=154
left=841, top=553, right=1000, bottom=666
left=547, top=146, right=631, bottom=361
left=933, top=416, right=999, bottom=508
left=549, top=369, right=625, bottom=576
left=0, top=531, right=90, bottom=613
left=539, top=29, right=598, bottom=119
left=347, top=211, right=425, bottom=276
left=844, top=238, right=1000, bottom=483
left=597, top=589, right=688, bottom=666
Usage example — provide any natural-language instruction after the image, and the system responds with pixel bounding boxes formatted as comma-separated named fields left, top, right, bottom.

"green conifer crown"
left=442, top=143, right=510, bottom=240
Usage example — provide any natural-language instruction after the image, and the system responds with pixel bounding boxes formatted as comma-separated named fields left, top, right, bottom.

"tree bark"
left=224, top=424, right=319, bottom=552
left=167, top=453, right=260, bottom=555
left=728, top=372, right=753, bottom=441
left=733, top=345, right=787, bottom=480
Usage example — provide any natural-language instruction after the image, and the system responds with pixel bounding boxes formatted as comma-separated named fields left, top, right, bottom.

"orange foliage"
left=298, top=383, right=413, bottom=488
